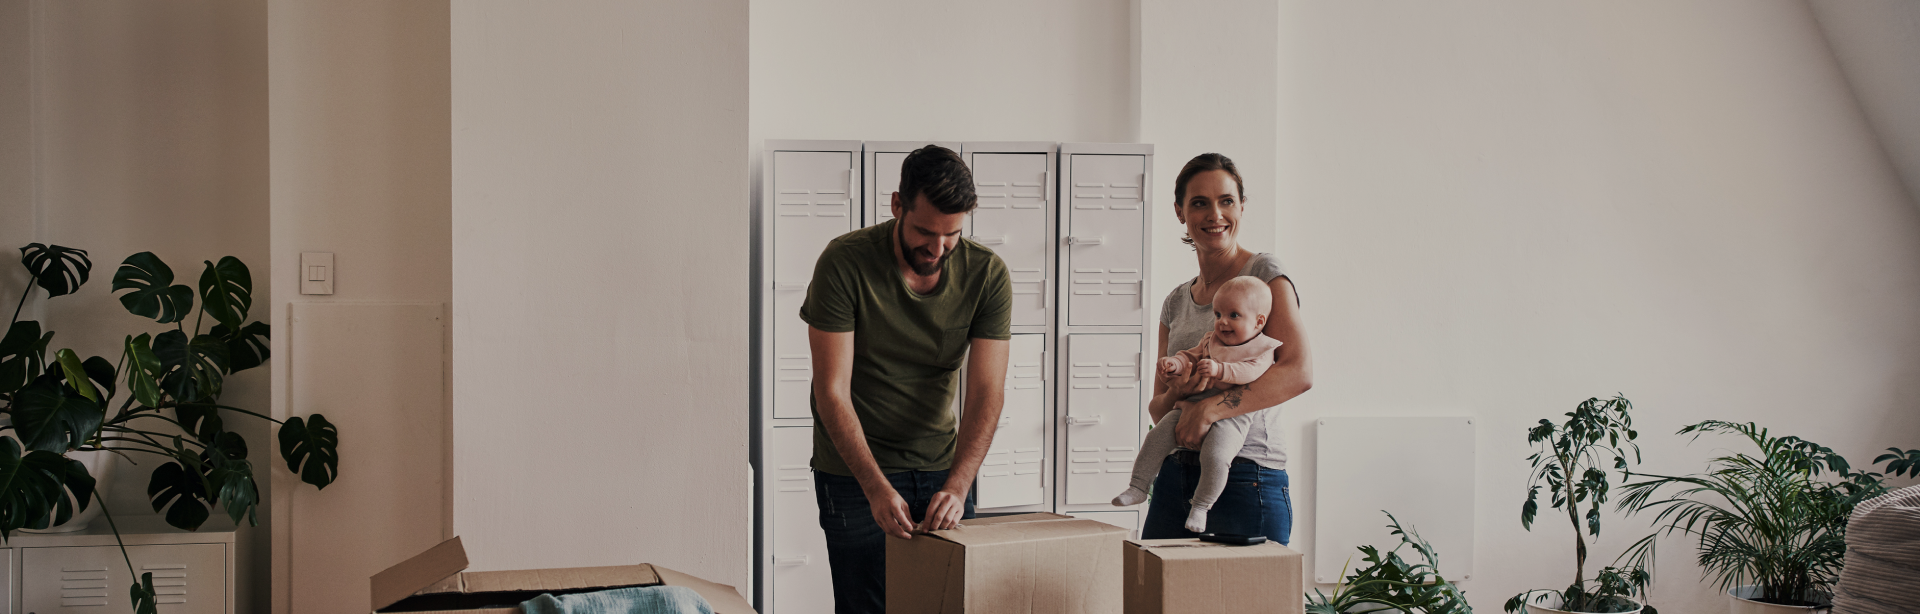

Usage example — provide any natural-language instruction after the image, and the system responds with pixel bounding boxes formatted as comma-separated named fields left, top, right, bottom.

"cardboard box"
left=1123, top=539, right=1303, bottom=614
left=369, top=536, right=757, bottom=614
left=887, top=512, right=1131, bottom=613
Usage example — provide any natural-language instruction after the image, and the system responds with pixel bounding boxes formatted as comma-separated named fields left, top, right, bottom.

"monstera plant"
left=0, top=243, right=339, bottom=613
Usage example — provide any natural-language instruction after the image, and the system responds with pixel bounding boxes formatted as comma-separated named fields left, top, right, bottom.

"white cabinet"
left=1, top=548, right=10, bottom=614
left=1066, top=510, right=1141, bottom=540
left=976, top=334, right=1049, bottom=509
left=22, top=544, right=225, bottom=614
left=1062, top=333, right=1144, bottom=505
left=767, top=145, right=860, bottom=420
left=770, top=427, right=831, bottom=614
left=964, top=148, right=1054, bottom=329
left=1062, top=152, right=1148, bottom=327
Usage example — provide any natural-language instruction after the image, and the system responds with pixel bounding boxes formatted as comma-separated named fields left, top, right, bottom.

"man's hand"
left=866, top=482, right=916, bottom=540
left=917, top=486, right=968, bottom=533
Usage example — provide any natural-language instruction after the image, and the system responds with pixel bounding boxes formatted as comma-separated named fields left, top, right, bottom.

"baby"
left=1112, top=276, right=1283, bottom=533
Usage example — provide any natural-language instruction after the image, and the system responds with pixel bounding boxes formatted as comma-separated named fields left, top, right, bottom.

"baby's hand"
left=1157, top=356, right=1183, bottom=376
left=1196, top=359, right=1222, bottom=379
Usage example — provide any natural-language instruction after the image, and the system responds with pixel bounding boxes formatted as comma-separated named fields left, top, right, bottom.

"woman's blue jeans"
left=1140, top=457, right=1292, bottom=544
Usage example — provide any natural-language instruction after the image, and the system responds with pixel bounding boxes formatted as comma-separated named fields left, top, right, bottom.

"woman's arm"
left=1172, top=277, right=1312, bottom=449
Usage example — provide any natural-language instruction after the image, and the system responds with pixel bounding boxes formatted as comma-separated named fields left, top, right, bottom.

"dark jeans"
left=1140, top=458, right=1292, bottom=544
left=813, top=469, right=976, bottom=614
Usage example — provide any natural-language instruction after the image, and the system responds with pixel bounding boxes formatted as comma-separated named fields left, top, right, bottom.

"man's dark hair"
left=897, top=145, right=977, bottom=215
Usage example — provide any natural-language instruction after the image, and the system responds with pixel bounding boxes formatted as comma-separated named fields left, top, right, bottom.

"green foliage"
left=1514, top=395, right=1647, bottom=612
left=2, top=245, right=341, bottom=612
left=1504, top=567, right=1655, bottom=614
left=1306, top=512, right=1472, bottom=614
left=1614, top=421, right=1917, bottom=606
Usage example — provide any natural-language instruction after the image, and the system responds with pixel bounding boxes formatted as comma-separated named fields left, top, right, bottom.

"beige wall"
left=1809, top=0, right=1920, bottom=208
left=1272, top=1, right=1920, bottom=611
left=450, top=0, right=752, bottom=589
left=0, top=1, right=272, bottom=611
left=267, top=1, right=452, bottom=612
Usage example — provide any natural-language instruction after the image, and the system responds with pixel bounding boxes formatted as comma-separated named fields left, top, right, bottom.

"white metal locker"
left=1, top=548, right=10, bottom=614
left=967, top=152, right=1052, bottom=328
left=864, top=141, right=961, bottom=227
left=1063, top=333, right=1144, bottom=505
left=976, top=333, right=1048, bottom=509
left=22, top=544, right=226, bottom=614
left=771, top=427, right=832, bottom=614
left=1066, top=510, right=1141, bottom=540
left=1062, top=154, right=1147, bottom=327
left=771, top=150, right=857, bottom=420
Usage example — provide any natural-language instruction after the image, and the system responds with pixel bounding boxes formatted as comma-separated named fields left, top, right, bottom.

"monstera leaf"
left=131, top=573, right=158, bottom=614
left=0, top=320, right=52, bottom=396
left=201, top=432, right=257, bottom=526
left=279, top=414, right=339, bottom=489
left=54, top=349, right=100, bottom=402
left=113, top=252, right=195, bottom=324
left=152, top=331, right=228, bottom=403
left=20, top=243, right=91, bottom=298
left=147, top=455, right=211, bottom=531
left=210, top=321, right=270, bottom=373
left=0, top=437, right=95, bottom=537
left=173, top=404, right=224, bottom=444
left=11, top=375, right=105, bottom=453
left=197, top=257, right=252, bottom=332
left=123, top=334, right=164, bottom=408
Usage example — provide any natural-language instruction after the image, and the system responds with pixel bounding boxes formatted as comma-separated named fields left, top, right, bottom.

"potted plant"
left=1308, top=511, right=1473, bottom=614
left=1, top=244, right=340, bottom=613
left=1505, top=395, right=1656, bottom=614
left=1614, top=421, right=1919, bottom=614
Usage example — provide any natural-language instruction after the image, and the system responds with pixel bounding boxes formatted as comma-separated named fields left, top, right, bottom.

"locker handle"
left=776, top=555, right=811, bottom=566
left=773, top=282, right=806, bottom=291
left=1067, top=414, right=1104, bottom=426
left=971, top=235, right=1007, bottom=245
left=1065, top=236, right=1104, bottom=246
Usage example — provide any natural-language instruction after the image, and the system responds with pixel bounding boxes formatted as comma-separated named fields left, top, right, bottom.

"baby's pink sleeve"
left=1212, top=351, right=1275, bottom=385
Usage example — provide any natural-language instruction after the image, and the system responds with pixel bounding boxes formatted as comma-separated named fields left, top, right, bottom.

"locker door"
left=869, top=151, right=906, bottom=227
left=773, top=151, right=856, bottom=419
left=976, top=333, right=1047, bottom=509
left=22, top=544, right=226, bottom=614
left=1064, top=334, right=1143, bottom=505
left=1064, top=155, right=1146, bottom=326
left=771, top=427, right=832, bottom=614
left=968, top=154, right=1050, bottom=327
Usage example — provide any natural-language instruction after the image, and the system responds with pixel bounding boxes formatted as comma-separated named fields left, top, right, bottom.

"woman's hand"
left=1173, top=394, right=1220, bottom=448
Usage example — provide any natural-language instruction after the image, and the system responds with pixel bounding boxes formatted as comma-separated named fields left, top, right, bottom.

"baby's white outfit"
left=1113, top=331, right=1284, bottom=533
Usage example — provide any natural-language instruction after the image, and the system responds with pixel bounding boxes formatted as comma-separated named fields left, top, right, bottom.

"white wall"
left=1808, top=0, right=1920, bottom=209
left=451, top=0, right=752, bottom=589
left=267, top=1, right=452, bottom=612
left=0, top=1, right=273, bottom=610
left=1271, top=1, right=1920, bottom=611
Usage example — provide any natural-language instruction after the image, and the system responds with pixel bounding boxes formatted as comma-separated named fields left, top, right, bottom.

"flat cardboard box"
left=888, top=512, right=1131, bottom=614
left=1123, top=539, right=1303, bottom=614
left=369, top=536, right=757, bottom=614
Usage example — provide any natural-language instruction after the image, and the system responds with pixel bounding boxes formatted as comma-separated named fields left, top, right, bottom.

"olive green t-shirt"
left=799, top=219, right=1013, bottom=476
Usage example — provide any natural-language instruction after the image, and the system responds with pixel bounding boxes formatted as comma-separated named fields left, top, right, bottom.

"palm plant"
left=1614, top=421, right=1918, bottom=607
left=1308, top=511, right=1473, bottom=614
left=1506, top=395, right=1653, bottom=614
left=1, top=244, right=340, bottom=613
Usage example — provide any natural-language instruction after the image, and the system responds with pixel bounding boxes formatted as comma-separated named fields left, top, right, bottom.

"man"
left=800, top=145, right=1012, bottom=614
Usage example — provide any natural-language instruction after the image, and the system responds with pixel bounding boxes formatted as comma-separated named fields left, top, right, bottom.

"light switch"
left=301, top=252, right=334, bottom=295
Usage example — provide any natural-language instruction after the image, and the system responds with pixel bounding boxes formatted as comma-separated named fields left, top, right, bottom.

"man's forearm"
left=816, top=394, right=891, bottom=491
left=944, top=390, right=1002, bottom=492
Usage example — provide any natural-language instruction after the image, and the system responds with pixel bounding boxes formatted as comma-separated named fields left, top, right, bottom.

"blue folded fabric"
left=521, top=585, right=714, bottom=614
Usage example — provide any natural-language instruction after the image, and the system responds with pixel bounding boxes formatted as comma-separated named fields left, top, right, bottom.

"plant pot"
left=1729, top=586, right=1831, bottom=614
left=18, top=447, right=116, bottom=533
left=1523, top=594, right=1643, bottom=614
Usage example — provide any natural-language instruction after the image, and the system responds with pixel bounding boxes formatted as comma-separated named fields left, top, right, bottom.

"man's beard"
left=898, top=221, right=952, bottom=277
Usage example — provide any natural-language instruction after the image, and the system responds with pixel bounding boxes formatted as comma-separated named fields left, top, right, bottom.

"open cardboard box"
left=370, top=536, right=756, bottom=614
left=888, top=512, right=1131, bottom=613
left=1123, top=538, right=1303, bottom=614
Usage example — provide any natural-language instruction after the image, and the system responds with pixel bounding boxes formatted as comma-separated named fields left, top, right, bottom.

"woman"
left=1139, top=153, right=1313, bottom=544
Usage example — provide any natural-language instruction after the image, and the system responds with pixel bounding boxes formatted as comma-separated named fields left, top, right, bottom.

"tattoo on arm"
left=1219, top=388, right=1244, bottom=410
